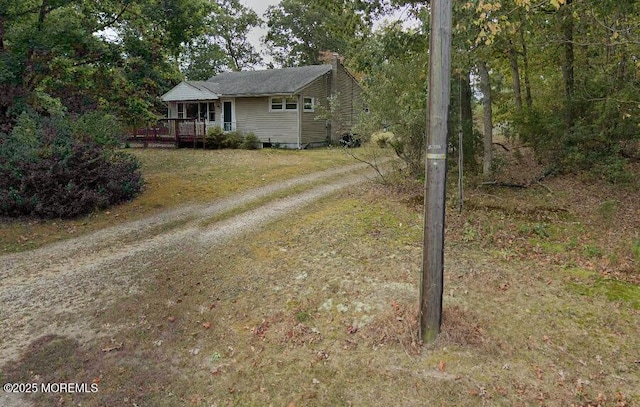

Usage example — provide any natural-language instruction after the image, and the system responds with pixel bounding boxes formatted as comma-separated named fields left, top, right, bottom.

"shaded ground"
left=0, top=159, right=386, bottom=406
left=1, top=147, right=638, bottom=407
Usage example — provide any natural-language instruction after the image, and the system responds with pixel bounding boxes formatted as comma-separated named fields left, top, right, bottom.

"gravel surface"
left=0, top=161, right=381, bottom=367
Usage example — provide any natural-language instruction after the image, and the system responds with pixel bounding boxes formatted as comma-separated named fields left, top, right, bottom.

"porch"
left=126, top=119, right=236, bottom=148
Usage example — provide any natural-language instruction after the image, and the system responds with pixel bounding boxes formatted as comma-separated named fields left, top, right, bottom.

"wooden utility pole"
left=420, top=0, right=453, bottom=343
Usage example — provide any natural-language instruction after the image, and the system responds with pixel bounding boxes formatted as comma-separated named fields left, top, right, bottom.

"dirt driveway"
left=0, top=161, right=384, bottom=406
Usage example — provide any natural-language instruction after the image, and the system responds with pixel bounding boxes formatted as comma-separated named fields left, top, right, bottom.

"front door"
left=223, top=100, right=234, bottom=131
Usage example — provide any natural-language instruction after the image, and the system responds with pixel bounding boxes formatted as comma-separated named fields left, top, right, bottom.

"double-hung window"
left=303, top=97, right=314, bottom=112
left=271, top=96, right=298, bottom=111
left=208, top=102, right=215, bottom=121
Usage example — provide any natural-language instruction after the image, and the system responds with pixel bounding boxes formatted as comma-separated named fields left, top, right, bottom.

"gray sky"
left=242, top=0, right=279, bottom=63
left=241, top=0, right=418, bottom=66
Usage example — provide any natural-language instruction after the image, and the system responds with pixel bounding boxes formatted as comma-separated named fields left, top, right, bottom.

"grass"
left=0, top=147, right=365, bottom=254
left=2, top=146, right=639, bottom=406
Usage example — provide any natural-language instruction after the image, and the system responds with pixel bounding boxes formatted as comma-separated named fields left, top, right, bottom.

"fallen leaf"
left=252, top=320, right=269, bottom=338
left=202, top=321, right=211, bottom=329
left=101, top=342, right=123, bottom=352
left=167, top=316, right=176, bottom=322
left=439, top=360, right=446, bottom=372
left=347, top=325, right=358, bottom=334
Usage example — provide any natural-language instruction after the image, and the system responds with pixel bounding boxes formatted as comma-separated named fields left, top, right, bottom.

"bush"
left=223, top=131, right=244, bottom=149
left=205, top=126, right=225, bottom=149
left=72, top=111, right=125, bottom=147
left=0, top=112, right=143, bottom=218
left=242, top=133, right=259, bottom=150
left=370, top=131, right=395, bottom=148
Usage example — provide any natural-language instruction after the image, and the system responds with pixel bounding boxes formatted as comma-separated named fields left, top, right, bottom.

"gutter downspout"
left=330, top=53, right=339, bottom=144
left=297, top=94, right=302, bottom=149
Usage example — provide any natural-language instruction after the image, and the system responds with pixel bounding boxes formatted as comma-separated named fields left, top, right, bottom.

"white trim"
left=303, top=96, right=315, bottom=112
left=270, top=96, right=298, bottom=112
left=161, top=81, right=219, bottom=102
left=222, top=99, right=236, bottom=131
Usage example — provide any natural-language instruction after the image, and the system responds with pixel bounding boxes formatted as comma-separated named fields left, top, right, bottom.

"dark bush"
left=0, top=112, right=143, bottom=219
left=72, top=111, right=125, bottom=147
left=241, top=133, right=259, bottom=150
left=223, top=131, right=244, bottom=149
left=204, top=126, right=225, bottom=149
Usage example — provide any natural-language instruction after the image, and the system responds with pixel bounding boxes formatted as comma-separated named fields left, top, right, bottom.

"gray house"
left=161, top=56, right=363, bottom=148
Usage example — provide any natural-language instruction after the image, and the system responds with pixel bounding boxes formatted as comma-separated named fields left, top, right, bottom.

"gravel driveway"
left=0, top=161, right=383, bottom=370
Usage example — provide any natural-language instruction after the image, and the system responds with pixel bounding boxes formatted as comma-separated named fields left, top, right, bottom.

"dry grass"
left=2, top=146, right=639, bottom=406
left=0, top=148, right=360, bottom=254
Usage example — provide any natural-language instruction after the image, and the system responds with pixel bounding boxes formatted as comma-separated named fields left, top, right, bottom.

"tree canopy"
left=181, top=0, right=262, bottom=80
left=1, top=0, right=638, bottom=181
left=350, top=0, right=640, bottom=179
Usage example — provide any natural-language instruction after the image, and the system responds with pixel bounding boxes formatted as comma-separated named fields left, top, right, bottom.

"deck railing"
left=127, top=119, right=214, bottom=147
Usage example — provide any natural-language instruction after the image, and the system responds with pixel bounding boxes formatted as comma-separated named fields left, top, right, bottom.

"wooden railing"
left=127, top=119, right=209, bottom=147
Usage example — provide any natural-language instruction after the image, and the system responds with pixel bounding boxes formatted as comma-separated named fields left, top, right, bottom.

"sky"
left=242, top=0, right=279, bottom=61
left=241, top=0, right=418, bottom=66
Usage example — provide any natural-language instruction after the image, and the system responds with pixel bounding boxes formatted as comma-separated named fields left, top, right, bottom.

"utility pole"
left=420, top=0, right=453, bottom=343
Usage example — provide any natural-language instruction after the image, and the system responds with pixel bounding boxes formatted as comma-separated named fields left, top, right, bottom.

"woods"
left=1, top=0, right=638, bottom=219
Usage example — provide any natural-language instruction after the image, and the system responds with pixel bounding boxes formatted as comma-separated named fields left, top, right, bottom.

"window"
left=285, top=96, right=298, bottom=110
left=271, top=96, right=298, bottom=111
left=199, top=103, right=207, bottom=120
left=177, top=103, right=185, bottom=119
left=186, top=103, right=198, bottom=118
left=303, top=97, right=314, bottom=112
left=208, top=102, right=215, bottom=121
left=271, top=97, right=283, bottom=110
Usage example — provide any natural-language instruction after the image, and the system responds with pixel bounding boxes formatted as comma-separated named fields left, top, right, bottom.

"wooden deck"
left=126, top=119, right=208, bottom=148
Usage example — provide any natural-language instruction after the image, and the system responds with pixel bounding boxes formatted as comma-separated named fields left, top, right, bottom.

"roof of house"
left=208, top=64, right=333, bottom=96
left=161, top=64, right=334, bottom=101
left=161, top=81, right=220, bottom=102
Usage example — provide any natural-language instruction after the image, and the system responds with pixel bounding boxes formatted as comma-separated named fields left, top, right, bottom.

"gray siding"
left=335, top=63, right=363, bottom=136
left=300, top=73, right=331, bottom=145
left=168, top=102, right=178, bottom=118
left=235, top=97, right=299, bottom=144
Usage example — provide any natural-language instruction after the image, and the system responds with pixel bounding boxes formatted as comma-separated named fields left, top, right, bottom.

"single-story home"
left=160, top=55, right=364, bottom=148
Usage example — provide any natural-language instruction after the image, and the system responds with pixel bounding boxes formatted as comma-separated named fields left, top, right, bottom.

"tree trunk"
left=448, top=71, right=475, bottom=171
left=560, top=0, right=574, bottom=130
left=0, top=16, right=5, bottom=51
left=478, top=61, right=493, bottom=177
left=509, top=42, right=523, bottom=111
left=520, top=26, right=533, bottom=108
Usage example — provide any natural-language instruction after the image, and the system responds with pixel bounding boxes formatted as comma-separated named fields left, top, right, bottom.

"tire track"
left=0, top=161, right=385, bottom=368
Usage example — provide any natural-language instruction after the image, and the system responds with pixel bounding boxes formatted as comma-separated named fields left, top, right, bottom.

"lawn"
left=2, top=146, right=639, bottom=406
left=0, top=147, right=369, bottom=253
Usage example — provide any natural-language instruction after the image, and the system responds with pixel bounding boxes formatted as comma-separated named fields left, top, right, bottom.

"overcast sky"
left=242, top=0, right=278, bottom=62
left=240, top=0, right=417, bottom=66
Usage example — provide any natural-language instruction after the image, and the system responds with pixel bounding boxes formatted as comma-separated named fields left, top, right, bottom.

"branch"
left=345, top=149, right=388, bottom=184
left=94, top=2, right=132, bottom=33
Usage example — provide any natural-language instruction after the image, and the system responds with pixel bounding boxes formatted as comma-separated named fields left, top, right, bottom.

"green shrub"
left=223, top=131, right=244, bottom=149
left=0, top=112, right=143, bottom=218
left=72, top=111, right=125, bottom=147
left=205, top=126, right=225, bottom=149
left=241, top=133, right=259, bottom=150
left=371, top=131, right=394, bottom=148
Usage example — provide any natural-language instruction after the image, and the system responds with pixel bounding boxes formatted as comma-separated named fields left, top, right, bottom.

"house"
left=160, top=55, right=363, bottom=148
